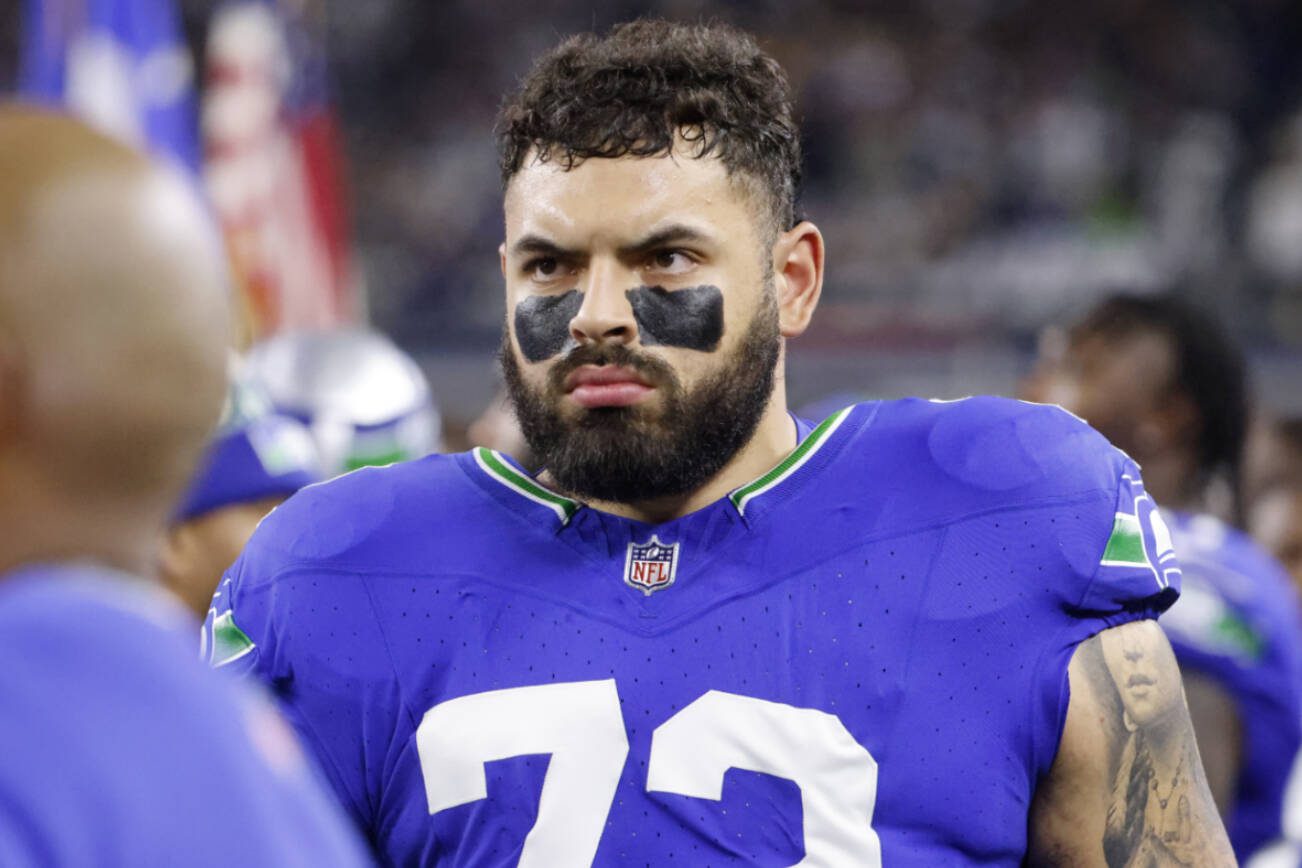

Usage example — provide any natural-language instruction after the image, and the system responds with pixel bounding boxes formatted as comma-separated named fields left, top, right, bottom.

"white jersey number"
left=416, top=680, right=882, bottom=868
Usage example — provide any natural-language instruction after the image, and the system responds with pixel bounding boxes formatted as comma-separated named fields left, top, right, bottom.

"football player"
left=0, top=108, right=369, bottom=867
left=1023, top=292, right=1302, bottom=862
left=162, top=379, right=321, bottom=618
left=209, top=21, right=1233, bottom=865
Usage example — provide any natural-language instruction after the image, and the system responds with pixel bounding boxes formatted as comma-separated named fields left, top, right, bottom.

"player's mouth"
left=1127, top=674, right=1156, bottom=688
left=564, top=365, right=655, bottom=409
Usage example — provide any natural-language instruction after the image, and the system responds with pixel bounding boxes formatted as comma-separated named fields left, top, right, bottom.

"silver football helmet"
left=243, top=328, right=441, bottom=477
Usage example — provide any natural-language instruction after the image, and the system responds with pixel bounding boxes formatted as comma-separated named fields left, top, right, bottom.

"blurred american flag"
left=203, top=0, right=356, bottom=343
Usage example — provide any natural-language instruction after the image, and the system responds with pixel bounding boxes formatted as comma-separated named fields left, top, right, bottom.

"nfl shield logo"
left=624, top=536, right=680, bottom=595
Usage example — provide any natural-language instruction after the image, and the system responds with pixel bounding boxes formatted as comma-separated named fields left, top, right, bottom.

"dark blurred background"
left=6, top=0, right=1302, bottom=429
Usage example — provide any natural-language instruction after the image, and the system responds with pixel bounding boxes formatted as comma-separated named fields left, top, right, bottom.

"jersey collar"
left=471, top=447, right=580, bottom=526
left=468, top=404, right=860, bottom=529
left=728, top=405, right=855, bottom=520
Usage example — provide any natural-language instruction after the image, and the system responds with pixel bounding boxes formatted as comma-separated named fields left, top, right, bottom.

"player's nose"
left=569, top=258, right=638, bottom=347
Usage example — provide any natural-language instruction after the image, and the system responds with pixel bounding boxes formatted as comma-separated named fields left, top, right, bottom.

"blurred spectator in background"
left=0, top=107, right=368, bottom=868
left=163, top=379, right=321, bottom=618
left=244, top=327, right=441, bottom=476
left=1021, top=292, right=1302, bottom=862
left=1245, top=416, right=1302, bottom=510
left=1248, top=419, right=1302, bottom=593
left=1022, top=295, right=1245, bottom=520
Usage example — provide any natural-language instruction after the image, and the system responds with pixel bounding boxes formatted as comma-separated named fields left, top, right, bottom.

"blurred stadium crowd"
left=311, top=0, right=1302, bottom=411
left=4, top=1, right=1301, bottom=410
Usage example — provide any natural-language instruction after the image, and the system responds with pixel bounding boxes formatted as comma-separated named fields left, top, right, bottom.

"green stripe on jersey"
left=211, top=611, right=256, bottom=667
left=474, top=447, right=579, bottom=524
left=730, top=406, right=853, bottom=516
left=344, top=449, right=412, bottom=472
left=1100, top=512, right=1148, bottom=567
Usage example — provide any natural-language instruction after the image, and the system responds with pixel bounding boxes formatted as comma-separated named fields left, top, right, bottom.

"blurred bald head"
left=0, top=107, right=230, bottom=573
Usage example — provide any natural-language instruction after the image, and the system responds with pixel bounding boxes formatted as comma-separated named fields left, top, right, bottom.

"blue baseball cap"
left=173, top=413, right=322, bottom=525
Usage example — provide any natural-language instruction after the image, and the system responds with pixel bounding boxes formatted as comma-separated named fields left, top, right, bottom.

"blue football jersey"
left=1157, top=510, right=1302, bottom=860
left=0, top=564, right=372, bottom=868
left=207, top=397, right=1180, bottom=866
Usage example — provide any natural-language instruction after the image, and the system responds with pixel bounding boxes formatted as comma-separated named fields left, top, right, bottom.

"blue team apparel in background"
left=0, top=564, right=372, bottom=868
left=208, top=397, right=1180, bottom=865
left=174, top=412, right=322, bottom=523
left=1158, top=510, right=1302, bottom=861
left=19, top=0, right=200, bottom=172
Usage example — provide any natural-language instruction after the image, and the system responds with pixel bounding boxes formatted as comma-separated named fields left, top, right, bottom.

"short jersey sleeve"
left=1071, top=458, right=1182, bottom=618
left=202, top=496, right=414, bottom=838
left=1022, top=446, right=1183, bottom=783
left=920, top=398, right=1181, bottom=627
left=908, top=397, right=1180, bottom=625
left=203, top=543, right=276, bottom=678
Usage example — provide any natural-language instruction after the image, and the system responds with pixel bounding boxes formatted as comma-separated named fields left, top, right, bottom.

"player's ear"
left=499, top=243, right=508, bottom=280
left=771, top=221, right=824, bottom=338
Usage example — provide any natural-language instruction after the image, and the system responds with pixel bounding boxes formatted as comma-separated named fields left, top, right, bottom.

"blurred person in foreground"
left=245, top=327, right=441, bottom=477
left=163, top=382, right=320, bottom=618
left=0, top=107, right=370, bottom=867
left=209, top=20, right=1231, bottom=865
left=1023, top=292, right=1302, bottom=862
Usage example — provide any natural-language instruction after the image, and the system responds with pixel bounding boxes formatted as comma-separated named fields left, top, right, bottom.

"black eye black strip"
left=625, top=285, right=724, bottom=352
left=513, top=284, right=726, bottom=361
left=514, top=289, right=583, bottom=362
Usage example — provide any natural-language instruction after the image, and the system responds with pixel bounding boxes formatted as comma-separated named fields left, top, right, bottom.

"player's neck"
left=577, top=385, right=799, bottom=524
left=0, top=465, right=164, bottom=579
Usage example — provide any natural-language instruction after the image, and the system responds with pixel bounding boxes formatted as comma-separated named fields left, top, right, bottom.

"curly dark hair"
left=496, top=18, right=802, bottom=234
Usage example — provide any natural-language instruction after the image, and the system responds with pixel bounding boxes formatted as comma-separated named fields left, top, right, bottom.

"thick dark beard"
left=501, top=293, right=781, bottom=504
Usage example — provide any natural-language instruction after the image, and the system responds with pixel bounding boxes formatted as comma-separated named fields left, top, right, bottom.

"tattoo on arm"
left=1076, top=621, right=1235, bottom=867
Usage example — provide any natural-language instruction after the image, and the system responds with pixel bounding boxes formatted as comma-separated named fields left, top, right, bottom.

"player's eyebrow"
left=618, top=224, right=712, bottom=257
left=510, top=235, right=580, bottom=259
left=510, top=225, right=713, bottom=260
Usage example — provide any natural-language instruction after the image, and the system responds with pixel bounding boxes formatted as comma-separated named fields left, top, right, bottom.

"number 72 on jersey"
left=417, top=679, right=883, bottom=866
